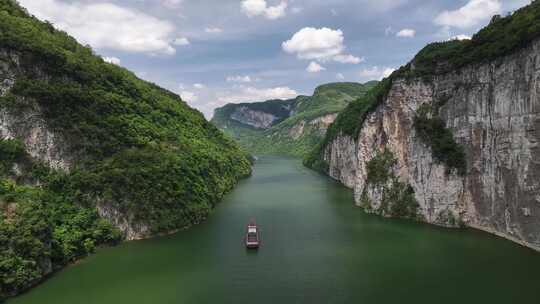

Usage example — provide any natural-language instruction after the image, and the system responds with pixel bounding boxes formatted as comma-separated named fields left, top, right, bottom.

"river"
left=10, top=156, right=540, bottom=304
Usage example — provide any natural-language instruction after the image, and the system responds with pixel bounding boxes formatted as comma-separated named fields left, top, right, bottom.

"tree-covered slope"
left=212, top=81, right=377, bottom=157
left=0, top=0, right=251, bottom=298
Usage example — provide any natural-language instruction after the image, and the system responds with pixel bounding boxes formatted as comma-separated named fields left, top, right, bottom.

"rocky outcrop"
left=231, top=106, right=279, bottom=129
left=0, top=49, right=73, bottom=171
left=289, top=114, right=339, bottom=140
left=288, top=121, right=305, bottom=140
left=96, top=200, right=150, bottom=241
left=0, top=107, right=73, bottom=171
left=323, top=38, right=540, bottom=251
left=310, top=113, right=338, bottom=135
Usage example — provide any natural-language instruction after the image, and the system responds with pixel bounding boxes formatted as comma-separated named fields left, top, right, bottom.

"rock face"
left=231, top=106, right=280, bottom=129
left=323, top=38, right=540, bottom=251
left=0, top=49, right=73, bottom=171
left=288, top=114, right=339, bottom=140
left=96, top=201, right=150, bottom=241
left=310, top=113, right=338, bottom=135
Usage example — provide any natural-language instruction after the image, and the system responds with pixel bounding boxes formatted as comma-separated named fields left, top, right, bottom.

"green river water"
left=10, top=156, right=540, bottom=304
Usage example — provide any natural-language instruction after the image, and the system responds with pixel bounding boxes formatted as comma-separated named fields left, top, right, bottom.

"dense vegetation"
left=404, top=0, right=540, bottom=78
left=0, top=139, right=122, bottom=298
left=414, top=105, right=466, bottom=175
left=0, top=139, right=25, bottom=175
left=361, top=150, right=419, bottom=219
left=306, top=1, right=540, bottom=173
left=213, top=82, right=377, bottom=157
left=0, top=0, right=251, bottom=298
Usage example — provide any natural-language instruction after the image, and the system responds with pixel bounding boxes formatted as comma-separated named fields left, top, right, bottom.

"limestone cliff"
left=312, top=5, right=540, bottom=251
left=230, top=106, right=280, bottom=129
left=0, top=49, right=73, bottom=171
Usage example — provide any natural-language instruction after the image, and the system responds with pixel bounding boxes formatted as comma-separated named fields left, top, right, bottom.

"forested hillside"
left=0, top=0, right=251, bottom=298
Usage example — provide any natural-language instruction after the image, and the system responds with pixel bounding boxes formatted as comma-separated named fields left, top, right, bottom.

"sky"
left=18, top=0, right=531, bottom=118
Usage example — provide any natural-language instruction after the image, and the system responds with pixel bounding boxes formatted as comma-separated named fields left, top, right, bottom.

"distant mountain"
left=212, top=81, right=378, bottom=156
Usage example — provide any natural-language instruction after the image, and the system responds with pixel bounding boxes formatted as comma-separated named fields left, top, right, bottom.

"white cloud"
left=396, top=28, right=416, bottom=38
left=333, top=54, right=364, bottom=64
left=205, top=27, right=223, bottom=33
left=103, top=56, right=121, bottom=65
left=283, top=27, right=342, bottom=60
left=435, top=0, right=502, bottom=29
left=173, top=37, right=190, bottom=46
left=336, top=73, right=345, bottom=80
left=241, top=0, right=267, bottom=16
left=218, top=86, right=298, bottom=103
left=241, top=0, right=288, bottom=20
left=448, top=34, right=472, bottom=41
left=180, top=91, right=198, bottom=103
left=226, top=75, right=253, bottom=83
left=193, top=83, right=206, bottom=89
left=282, top=27, right=361, bottom=64
left=19, top=0, right=177, bottom=55
left=385, top=26, right=393, bottom=36
left=359, top=66, right=395, bottom=81
left=306, top=61, right=326, bottom=73
left=265, top=1, right=288, bottom=19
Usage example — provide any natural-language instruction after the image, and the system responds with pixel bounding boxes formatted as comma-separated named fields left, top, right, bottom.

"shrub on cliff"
left=413, top=106, right=466, bottom=175
left=363, top=150, right=420, bottom=220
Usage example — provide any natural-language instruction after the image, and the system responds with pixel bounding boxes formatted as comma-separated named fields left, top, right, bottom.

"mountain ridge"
left=212, top=81, right=378, bottom=156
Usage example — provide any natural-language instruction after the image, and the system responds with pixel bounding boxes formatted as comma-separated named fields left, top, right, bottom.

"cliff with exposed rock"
left=306, top=2, right=540, bottom=251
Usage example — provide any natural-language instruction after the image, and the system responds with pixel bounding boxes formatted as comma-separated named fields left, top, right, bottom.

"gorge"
left=8, top=157, right=540, bottom=304
left=2, top=0, right=540, bottom=302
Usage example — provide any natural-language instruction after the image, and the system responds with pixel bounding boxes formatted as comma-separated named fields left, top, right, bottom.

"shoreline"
left=467, top=223, right=540, bottom=253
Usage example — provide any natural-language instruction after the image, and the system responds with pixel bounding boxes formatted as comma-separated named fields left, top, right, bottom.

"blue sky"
left=19, top=0, right=531, bottom=118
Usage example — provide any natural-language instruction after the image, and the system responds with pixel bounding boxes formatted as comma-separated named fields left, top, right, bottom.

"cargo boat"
left=245, top=221, right=260, bottom=249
